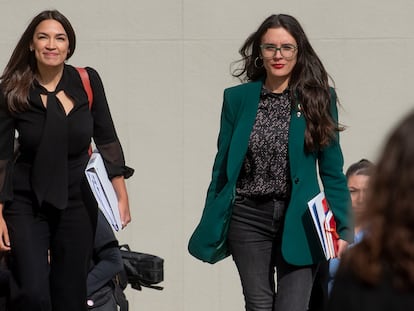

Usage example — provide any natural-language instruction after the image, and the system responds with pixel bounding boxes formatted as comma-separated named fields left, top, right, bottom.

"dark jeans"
left=227, top=195, right=317, bottom=311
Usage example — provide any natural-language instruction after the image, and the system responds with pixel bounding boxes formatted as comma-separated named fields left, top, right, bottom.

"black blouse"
left=0, top=64, right=133, bottom=209
left=236, top=87, right=291, bottom=199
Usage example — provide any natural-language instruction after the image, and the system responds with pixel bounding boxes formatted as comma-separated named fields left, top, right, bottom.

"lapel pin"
left=297, top=104, right=302, bottom=117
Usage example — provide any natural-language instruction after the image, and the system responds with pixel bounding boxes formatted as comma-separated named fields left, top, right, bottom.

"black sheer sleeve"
left=86, top=67, right=134, bottom=179
left=95, top=141, right=134, bottom=179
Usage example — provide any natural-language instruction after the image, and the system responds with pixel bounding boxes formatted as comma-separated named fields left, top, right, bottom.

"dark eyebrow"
left=36, top=32, right=67, bottom=37
left=261, top=43, right=296, bottom=47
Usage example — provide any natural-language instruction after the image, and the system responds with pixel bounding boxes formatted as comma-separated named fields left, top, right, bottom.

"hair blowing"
left=232, top=14, right=341, bottom=152
left=0, top=10, right=76, bottom=112
left=343, top=111, right=414, bottom=289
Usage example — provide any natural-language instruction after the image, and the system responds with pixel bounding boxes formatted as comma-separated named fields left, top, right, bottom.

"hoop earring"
left=254, top=57, right=263, bottom=68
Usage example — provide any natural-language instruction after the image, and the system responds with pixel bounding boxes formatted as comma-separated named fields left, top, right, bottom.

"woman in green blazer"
left=189, top=14, right=352, bottom=311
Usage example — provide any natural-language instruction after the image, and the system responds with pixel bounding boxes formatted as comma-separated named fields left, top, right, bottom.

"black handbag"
left=119, top=244, right=164, bottom=290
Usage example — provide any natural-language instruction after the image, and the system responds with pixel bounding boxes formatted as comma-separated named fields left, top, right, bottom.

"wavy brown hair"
left=342, top=111, right=414, bottom=289
left=0, top=10, right=76, bottom=112
left=232, top=14, right=341, bottom=152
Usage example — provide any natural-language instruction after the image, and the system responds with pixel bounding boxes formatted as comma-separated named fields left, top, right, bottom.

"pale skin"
left=0, top=19, right=131, bottom=251
left=260, top=27, right=349, bottom=256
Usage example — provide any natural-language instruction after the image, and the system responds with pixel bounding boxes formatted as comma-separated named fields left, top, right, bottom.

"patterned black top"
left=236, top=86, right=291, bottom=199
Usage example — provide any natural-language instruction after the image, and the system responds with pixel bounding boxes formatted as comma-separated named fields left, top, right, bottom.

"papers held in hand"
left=85, top=151, right=122, bottom=231
left=308, top=192, right=339, bottom=259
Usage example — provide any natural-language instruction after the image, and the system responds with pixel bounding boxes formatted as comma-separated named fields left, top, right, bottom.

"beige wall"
left=1, top=0, right=413, bottom=310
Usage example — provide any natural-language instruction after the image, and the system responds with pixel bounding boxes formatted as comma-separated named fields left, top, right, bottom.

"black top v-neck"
left=0, top=64, right=133, bottom=208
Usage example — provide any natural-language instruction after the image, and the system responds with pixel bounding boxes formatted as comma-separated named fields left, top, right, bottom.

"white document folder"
left=85, top=151, right=122, bottom=231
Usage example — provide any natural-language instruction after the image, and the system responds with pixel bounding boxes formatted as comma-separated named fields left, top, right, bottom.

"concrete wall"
left=1, top=0, right=413, bottom=310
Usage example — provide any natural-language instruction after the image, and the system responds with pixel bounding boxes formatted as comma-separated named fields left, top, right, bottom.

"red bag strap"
left=76, top=67, right=93, bottom=109
left=76, top=67, right=94, bottom=155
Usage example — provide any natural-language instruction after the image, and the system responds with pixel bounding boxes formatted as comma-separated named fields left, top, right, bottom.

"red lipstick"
left=273, top=64, right=284, bottom=69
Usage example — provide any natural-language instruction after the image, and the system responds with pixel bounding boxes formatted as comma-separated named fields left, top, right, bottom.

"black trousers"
left=4, top=188, right=96, bottom=311
left=0, top=259, right=9, bottom=311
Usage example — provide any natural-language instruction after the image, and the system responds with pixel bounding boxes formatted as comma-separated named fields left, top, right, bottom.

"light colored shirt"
left=328, top=230, right=364, bottom=294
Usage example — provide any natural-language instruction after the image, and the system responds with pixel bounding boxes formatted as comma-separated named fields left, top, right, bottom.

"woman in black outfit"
left=0, top=10, right=133, bottom=311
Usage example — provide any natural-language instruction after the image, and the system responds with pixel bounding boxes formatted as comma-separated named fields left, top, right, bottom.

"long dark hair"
left=342, top=111, right=414, bottom=289
left=0, top=10, right=76, bottom=112
left=232, top=14, right=340, bottom=151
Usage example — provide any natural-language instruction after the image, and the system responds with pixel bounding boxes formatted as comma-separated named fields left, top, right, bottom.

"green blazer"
left=190, top=79, right=352, bottom=265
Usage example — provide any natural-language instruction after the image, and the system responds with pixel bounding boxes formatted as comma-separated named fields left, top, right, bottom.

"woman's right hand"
left=0, top=204, right=10, bottom=251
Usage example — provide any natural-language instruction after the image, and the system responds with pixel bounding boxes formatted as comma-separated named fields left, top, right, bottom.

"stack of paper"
left=308, top=192, right=339, bottom=259
left=85, top=151, right=122, bottom=231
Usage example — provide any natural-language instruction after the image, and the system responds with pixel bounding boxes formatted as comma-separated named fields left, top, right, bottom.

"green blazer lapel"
left=288, top=98, right=306, bottom=177
left=226, top=80, right=263, bottom=181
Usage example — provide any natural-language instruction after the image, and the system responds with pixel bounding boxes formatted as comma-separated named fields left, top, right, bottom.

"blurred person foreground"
left=328, top=110, right=414, bottom=311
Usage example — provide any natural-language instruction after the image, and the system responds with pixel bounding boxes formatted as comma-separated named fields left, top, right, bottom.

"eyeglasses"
left=259, top=43, right=297, bottom=60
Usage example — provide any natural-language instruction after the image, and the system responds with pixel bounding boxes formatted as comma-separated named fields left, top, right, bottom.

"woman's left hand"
left=337, top=239, right=349, bottom=258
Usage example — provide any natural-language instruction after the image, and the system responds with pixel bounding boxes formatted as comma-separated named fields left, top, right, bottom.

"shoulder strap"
left=76, top=67, right=93, bottom=109
left=76, top=67, right=94, bottom=156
